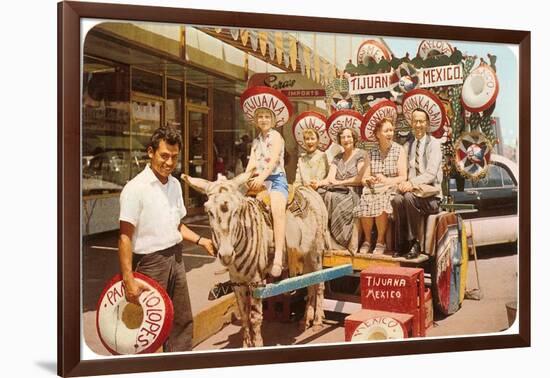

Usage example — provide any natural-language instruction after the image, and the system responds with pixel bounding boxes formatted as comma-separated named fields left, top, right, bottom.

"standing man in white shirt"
left=391, top=108, right=443, bottom=259
left=118, top=126, right=215, bottom=352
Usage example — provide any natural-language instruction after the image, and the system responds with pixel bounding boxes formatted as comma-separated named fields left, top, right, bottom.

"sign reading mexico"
left=292, top=111, right=331, bottom=151
left=240, top=86, right=293, bottom=128
left=348, top=65, right=463, bottom=95
left=96, top=272, right=174, bottom=355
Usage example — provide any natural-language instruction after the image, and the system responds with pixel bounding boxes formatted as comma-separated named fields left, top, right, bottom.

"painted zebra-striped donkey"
left=182, top=172, right=329, bottom=348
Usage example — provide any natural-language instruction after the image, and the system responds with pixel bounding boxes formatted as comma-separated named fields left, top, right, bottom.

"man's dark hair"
left=149, top=126, right=183, bottom=151
left=412, top=108, right=430, bottom=123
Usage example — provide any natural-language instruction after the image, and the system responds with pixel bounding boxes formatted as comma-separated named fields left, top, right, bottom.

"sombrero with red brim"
left=361, top=100, right=398, bottom=142
left=292, top=111, right=331, bottom=152
left=402, top=89, right=447, bottom=133
left=240, top=86, right=293, bottom=127
left=96, top=272, right=174, bottom=355
left=326, top=109, right=363, bottom=144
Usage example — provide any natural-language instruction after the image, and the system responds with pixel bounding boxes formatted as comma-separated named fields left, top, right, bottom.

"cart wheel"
left=430, top=216, right=468, bottom=316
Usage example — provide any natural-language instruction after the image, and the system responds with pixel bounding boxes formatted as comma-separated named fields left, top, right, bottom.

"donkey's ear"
left=181, top=174, right=212, bottom=194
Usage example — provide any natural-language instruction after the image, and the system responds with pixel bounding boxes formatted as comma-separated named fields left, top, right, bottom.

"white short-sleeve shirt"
left=119, top=164, right=187, bottom=255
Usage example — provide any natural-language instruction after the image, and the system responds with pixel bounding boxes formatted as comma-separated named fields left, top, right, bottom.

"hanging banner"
left=259, top=31, right=268, bottom=56
left=275, top=32, right=284, bottom=65
left=298, top=43, right=305, bottom=75
left=240, top=29, right=249, bottom=46
left=229, top=28, right=240, bottom=41
left=248, top=72, right=326, bottom=98
left=348, top=64, right=464, bottom=95
left=249, top=30, right=259, bottom=51
left=267, top=31, right=276, bottom=61
left=283, top=35, right=291, bottom=68
left=304, top=46, right=312, bottom=79
left=314, top=51, right=321, bottom=83
left=289, top=37, right=297, bottom=71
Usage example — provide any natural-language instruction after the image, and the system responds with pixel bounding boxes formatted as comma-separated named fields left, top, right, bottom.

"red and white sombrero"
left=361, top=100, right=398, bottom=142
left=349, top=315, right=407, bottom=341
left=240, top=86, right=293, bottom=127
left=402, top=89, right=447, bottom=133
left=461, top=63, right=499, bottom=113
left=326, top=110, right=364, bottom=144
left=431, top=115, right=452, bottom=142
left=356, top=39, right=392, bottom=65
left=454, top=131, right=493, bottom=180
left=416, top=40, right=455, bottom=59
left=96, top=272, right=174, bottom=355
left=292, top=111, right=331, bottom=152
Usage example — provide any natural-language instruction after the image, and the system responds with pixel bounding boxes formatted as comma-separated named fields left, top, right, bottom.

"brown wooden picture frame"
left=58, top=1, right=531, bottom=376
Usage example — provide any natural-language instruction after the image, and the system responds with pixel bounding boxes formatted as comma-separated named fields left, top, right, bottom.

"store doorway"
left=185, top=104, right=210, bottom=212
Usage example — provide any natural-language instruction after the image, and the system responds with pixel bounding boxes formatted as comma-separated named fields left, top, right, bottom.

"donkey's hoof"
left=270, top=263, right=283, bottom=278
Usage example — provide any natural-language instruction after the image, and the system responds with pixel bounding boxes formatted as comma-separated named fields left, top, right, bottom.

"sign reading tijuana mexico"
left=348, top=65, right=463, bottom=95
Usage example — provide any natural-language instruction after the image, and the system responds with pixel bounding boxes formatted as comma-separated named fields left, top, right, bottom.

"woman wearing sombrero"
left=292, top=111, right=331, bottom=188
left=240, top=86, right=293, bottom=277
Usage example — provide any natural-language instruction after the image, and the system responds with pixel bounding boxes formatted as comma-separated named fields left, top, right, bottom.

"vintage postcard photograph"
left=57, top=2, right=530, bottom=375
left=81, top=18, right=519, bottom=356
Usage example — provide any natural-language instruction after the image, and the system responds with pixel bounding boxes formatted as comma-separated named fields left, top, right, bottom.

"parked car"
left=450, top=154, right=518, bottom=247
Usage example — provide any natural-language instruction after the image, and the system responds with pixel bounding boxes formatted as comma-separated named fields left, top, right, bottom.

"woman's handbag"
left=412, top=183, right=440, bottom=198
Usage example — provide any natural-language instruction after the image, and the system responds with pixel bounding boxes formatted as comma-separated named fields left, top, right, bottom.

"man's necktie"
left=415, top=140, right=421, bottom=176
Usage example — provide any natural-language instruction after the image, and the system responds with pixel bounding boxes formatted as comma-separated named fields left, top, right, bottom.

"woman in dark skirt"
left=313, top=127, right=367, bottom=253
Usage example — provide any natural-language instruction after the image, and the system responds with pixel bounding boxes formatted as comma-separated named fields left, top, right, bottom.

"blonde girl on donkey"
left=240, top=86, right=294, bottom=277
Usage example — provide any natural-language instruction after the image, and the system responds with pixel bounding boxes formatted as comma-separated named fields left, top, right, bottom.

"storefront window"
left=82, top=56, right=130, bottom=196
left=131, top=68, right=163, bottom=97
left=187, top=83, right=208, bottom=106
left=167, top=78, right=184, bottom=178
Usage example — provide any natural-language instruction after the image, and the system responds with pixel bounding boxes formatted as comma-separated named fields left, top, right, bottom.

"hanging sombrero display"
left=454, top=131, right=493, bottom=181
left=292, top=111, right=332, bottom=152
left=416, top=40, right=455, bottom=59
left=96, top=272, right=174, bottom=355
left=360, top=99, right=398, bottom=142
left=461, top=63, right=499, bottom=113
left=240, top=86, right=293, bottom=127
left=326, top=109, right=363, bottom=144
left=356, top=39, right=393, bottom=65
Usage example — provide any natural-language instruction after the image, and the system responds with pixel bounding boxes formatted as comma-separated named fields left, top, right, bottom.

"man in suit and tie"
left=391, top=108, right=443, bottom=259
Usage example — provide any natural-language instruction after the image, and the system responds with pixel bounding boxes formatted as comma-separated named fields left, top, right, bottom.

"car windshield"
left=450, top=162, right=516, bottom=191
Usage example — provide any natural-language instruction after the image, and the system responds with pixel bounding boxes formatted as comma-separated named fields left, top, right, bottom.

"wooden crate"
left=360, top=266, right=426, bottom=337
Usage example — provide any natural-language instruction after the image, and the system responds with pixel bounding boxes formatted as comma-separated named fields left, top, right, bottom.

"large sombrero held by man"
left=96, top=272, right=174, bottom=355
left=240, top=86, right=293, bottom=127
left=292, top=111, right=331, bottom=152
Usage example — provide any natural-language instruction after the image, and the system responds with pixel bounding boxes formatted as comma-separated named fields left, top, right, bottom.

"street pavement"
left=82, top=217, right=517, bottom=355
